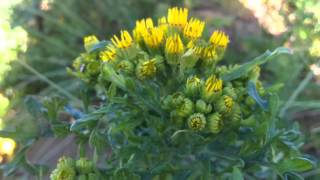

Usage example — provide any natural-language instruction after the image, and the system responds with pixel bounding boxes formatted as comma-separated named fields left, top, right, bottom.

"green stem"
left=17, top=59, right=81, bottom=104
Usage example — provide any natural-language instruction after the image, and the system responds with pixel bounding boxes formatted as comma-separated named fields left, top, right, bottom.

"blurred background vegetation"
left=0, top=0, right=319, bottom=179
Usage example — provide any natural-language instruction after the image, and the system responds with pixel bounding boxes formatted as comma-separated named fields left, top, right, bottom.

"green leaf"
left=222, top=47, right=291, bottom=81
left=231, top=167, right=244, bottom=180
left=247, top=81, right=268, bottom=110
left=277, top=157, right=314, bottom=174
left=89, top=40, right=109, bottom=53
left=70, top=114, right=100, bottom=132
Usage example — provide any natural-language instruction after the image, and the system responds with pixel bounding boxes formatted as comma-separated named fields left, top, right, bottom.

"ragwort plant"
left=48, top=7, right=314, bottom=179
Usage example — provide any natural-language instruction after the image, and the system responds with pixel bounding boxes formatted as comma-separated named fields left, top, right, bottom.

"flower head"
left=50, top=157, right=76, bottom=180
left=216, top=95, right=234, bottom=113
left=133, top=18, right=154, bottom=42
left=111, top=30, right=133, bottom=49
left=165, top=34, right=184, bottom=54
left=167, top=7, right=188, bottom=28
left=183, top=18, right=205, bottom=39
left=158, top=16, right=168, bottom=32
left=224, top=95, right=234, bottom=112
left=205, top=75, right=223, bottom=93
left=99, top=44, right=116, bottom=62
left=207, top=113, right=223, bottom=133
left=175, top=98, right=194, bottom=117
left=83, top=35, right=99, bottom=51
left=201, top=75, right=223, bottom=102
left=188, top=113, right=206, bottom=131
left=136, top=59, right=157, bottom=80
left=185, top=75, right=201, bottom=96
left=209, top=31, right=229, bottom=49
left=142, top=27, right=164, bottom=48
left=187, top=40, right=205, bottom=56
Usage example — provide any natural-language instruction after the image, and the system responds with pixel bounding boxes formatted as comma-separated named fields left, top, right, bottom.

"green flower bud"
left=175, top=98, right=194, bottom=117
left=136, top=59, right=157, bottom=80
left=245, top=96, right=256, bottom=107
left=195, top=99, right=212, bottom=114
left=188, top=113, right=206, bottom=131
left=171, top=92, right=185, bottom=107
left=161, top=95, right=174, bottom=110
left=185, top=75, right=202, bottom=97
left=50, top=157, right=76, bottom=180
left=216, top=95, right=234, bottom=114
left=223, top=86, right=237, bottom=100
left=230, top=104, right=242, bottom=123
left=201, top=75, right=223, bottom=103
left=248, top=66, right=260, bottom=81
left=58, top=156, right=75, bottom=168
left=86, top=61, right=100, bottom=75
left=76, top=158, right=94, bottom=174
left=207, top=113, right=223, bottom=133
left=117, top=60, right=134, bottom=74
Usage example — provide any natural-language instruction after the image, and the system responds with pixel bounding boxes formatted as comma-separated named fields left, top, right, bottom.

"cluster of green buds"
left=50, top=157, right=97, bottom=180
left=161, top=69, right=253, bottom=133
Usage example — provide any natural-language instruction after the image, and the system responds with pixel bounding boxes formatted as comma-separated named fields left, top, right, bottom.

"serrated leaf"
left=222, top=47, right=291, bottom=81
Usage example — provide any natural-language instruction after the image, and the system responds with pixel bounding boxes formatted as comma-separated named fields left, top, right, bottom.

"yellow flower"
left=99, top=45, right=116, bottom=62
left=158, top=16, right=168, bottom=32
left=209, top=31, right=229, bottom=48
left=165, top=34, right=184, bottom=54
left=83, top=35, right=99, bottom=51
left=111, top=30, right=133, bottom=49
left=133, top=18, right=154, bottom=42
left=136, top=59, right=157, bottom=80
left=183, top=18, right=205, bottom=39
left=186, top=75, right=201, bottom=96
left=204, top=75, right=223, bottom=93
left=167, top=7, right=188, bottom=28
left=202, top=46, right=217, bottom=59
left=201, top=75, right=223, bottom=102
left=187, top=40, right=204, bottom=56
left=142, top=27, right=164, bottom=48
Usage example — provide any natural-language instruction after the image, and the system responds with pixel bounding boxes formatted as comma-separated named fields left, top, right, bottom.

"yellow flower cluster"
left=85, top=7, right=229, bottom=64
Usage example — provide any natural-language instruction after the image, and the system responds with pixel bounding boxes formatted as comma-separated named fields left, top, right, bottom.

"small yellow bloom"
left=183, top=18, right=205, bottom=39
left=99, top=45, right=116, bottom=62
left=187, top=41, right=204, bottom=56
left=83, top=35, right=99, bottom=51
left=202, top=46, right=217, bottom=59
left=205, top=75, right=223, bottom=93
left=167, top=7, right=188, bottom=28
left=158, top=16, right=168, bottom=32
left=133, top=18, right=154, bottom=42
left=209, top=31, right=230, bottom=48
left=142, top=27, right=164, bottom=48
left=165, top=34, right=184, bottom=54
left=136, top=59, right=157, bottom=80
left=111, top=30, right=133, bottom=49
